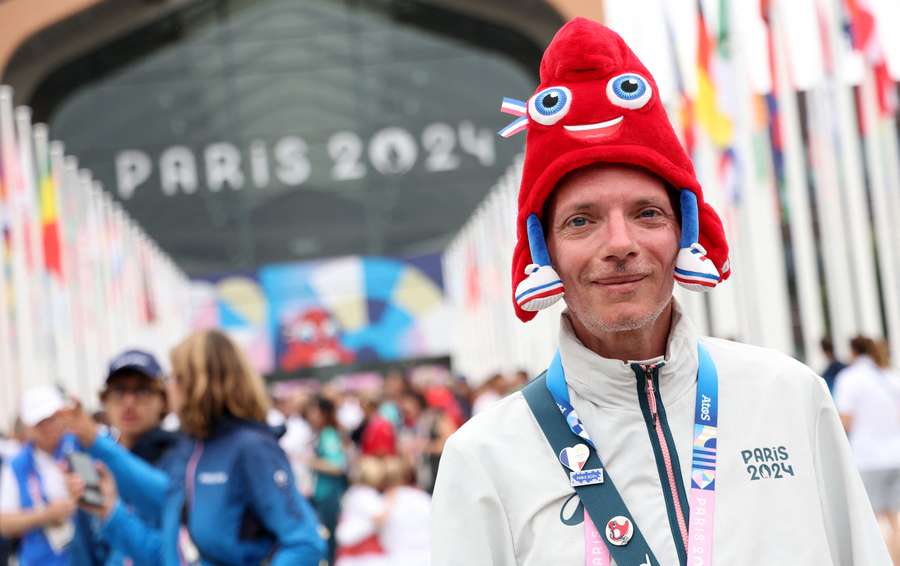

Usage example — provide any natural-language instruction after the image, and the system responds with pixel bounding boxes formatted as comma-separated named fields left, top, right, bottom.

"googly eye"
left=606, top=74, right=652, bottom=109
left=528, top=86, right=573, bottom=125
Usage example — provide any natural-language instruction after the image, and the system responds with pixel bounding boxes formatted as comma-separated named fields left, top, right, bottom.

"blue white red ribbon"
left=498, top=97, right=528, bottom=137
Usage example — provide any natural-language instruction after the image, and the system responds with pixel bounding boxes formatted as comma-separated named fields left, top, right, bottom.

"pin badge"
left=605, top=516, right=633, bottom=546
left=569, top=467, right=604, bottom=487
left=559, top=443, right=590, bottom=472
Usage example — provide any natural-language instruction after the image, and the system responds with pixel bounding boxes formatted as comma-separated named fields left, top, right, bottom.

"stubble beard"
left=570, top=269, right=673, bottom=335
left=587, top=294, right=671, bottom=333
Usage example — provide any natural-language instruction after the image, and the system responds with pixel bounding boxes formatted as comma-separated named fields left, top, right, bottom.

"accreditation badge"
left=43, top=520, right=75, bottom=552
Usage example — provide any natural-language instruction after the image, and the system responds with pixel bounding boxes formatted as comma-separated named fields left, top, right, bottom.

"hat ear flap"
left=527, top=213, right=552, bottom=265
left=515, top=214, right=565, bottom=312
left=674, top=190, right=722, bottom=291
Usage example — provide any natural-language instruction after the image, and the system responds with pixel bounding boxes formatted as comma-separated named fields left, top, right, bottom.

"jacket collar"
left=208, top=415, right=278, bottom=440
left=131, top=427, right=180, bottom=464
left=557, top=299, right=699, bottom=411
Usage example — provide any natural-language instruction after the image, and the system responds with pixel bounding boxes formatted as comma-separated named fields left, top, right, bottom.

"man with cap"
left=0, top=385, right=81, bottom=565
left=91, top=349, right=173, bottom=458
left=432, top=18, right=888, bottom=565
left=63, top=349, right=180, bottom=566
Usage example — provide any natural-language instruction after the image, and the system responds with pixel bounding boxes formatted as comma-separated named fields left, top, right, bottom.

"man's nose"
left=120, top=391, right=140, bottom=405
left=602, top=212, right=639, bottom=260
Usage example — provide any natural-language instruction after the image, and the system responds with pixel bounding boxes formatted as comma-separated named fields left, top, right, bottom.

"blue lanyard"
left=545, top=344, right=718, bottom=454
left=546, top=343, right=720, bottom=561
left=691, top=344, right=719, bottom=488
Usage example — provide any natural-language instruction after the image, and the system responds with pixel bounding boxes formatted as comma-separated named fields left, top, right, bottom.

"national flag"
left=844, top=0, right=898, bottom=116
left=464, top=244, right=480, bottom=311
left=759, top=0, right=786, bottom=195
left=139, top=238, right=157, bottom=324
left=695, top=0, right=734, bottom=149
left=15, top=108, right=52, bottom=384
left=0, top=88, right=39, bottom=383
left=658, top=0, right=697, bottom=154
left=34, top=124, right=63, bottom=280
left=0, top=100, right=15, bottom=417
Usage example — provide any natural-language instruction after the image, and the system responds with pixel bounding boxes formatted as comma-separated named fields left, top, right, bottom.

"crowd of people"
left=0, top=328, right=532, bottom=566
left=1, top=327, right=899, bottom=564
left=0, top=317, right=896, bottom=566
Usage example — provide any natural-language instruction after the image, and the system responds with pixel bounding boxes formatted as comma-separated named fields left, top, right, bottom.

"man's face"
left=30, top=413, right=64, bottom=453
left=103, top=373, right=165, bottom=438
left=546, top=165, right=679, bottom=336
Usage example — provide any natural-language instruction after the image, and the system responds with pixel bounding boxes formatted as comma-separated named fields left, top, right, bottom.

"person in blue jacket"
left=64, top=349, right=180, bottom=566
left=68, top=330, right=325, bottom=566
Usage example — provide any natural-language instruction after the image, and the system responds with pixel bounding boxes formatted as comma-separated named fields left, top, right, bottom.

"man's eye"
left=568, top=216, right=588, bottom=227
left=639, top=209, right=661, bottom=218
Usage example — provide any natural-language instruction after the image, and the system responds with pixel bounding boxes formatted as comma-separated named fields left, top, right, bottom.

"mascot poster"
left=194, top=253, right=449, bottom=374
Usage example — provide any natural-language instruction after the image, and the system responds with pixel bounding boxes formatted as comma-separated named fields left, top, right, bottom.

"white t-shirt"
left=381, top=486, right=432, bottom=566
left=834, top=358, right=900, bottom=470
left=279, top=416, right=315, bottom=496
left=335, top=485, right=385, bottom=547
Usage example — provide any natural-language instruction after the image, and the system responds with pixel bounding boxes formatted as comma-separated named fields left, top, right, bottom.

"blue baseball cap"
left=106, top=349, right=163, bottom=383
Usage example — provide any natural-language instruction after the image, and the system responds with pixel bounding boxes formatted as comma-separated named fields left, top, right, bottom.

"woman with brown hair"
left=164, top=329, right=324, bottom=565
left=66, top=330, right=325, bottom=566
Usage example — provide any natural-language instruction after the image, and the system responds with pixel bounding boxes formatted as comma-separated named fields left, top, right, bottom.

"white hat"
left=20, top=385, right=66, bottom=427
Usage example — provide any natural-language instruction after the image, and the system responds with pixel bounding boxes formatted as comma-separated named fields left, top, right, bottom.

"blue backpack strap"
left=522, top=375, right=660, bottom=566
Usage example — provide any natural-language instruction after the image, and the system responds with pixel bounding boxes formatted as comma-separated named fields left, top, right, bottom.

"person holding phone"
left=64, top=349, right=180, bottom=566
left=66, top=331, right=325, bottom=565
left=0, top=386, right=93, bottom=566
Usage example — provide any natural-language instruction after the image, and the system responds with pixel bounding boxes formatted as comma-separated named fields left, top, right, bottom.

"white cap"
left=20, top=385, right=65, bottom=427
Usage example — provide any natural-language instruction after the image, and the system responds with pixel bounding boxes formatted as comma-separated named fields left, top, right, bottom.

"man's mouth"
left=593, top=274, right=647, bottom=290
left=563, top=116, right=624, bottom=140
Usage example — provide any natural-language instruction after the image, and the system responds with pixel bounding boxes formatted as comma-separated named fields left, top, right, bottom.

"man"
left=0, top=386, right=81, bottom=566
left=64, top=349, right=179, bottom=566
left=432, top=19, right=888, bottom=565
left=93, top=349, right=174, bottom=461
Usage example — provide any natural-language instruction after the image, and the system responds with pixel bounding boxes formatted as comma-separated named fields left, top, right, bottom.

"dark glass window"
left=26, top=0, right=545, bottom=277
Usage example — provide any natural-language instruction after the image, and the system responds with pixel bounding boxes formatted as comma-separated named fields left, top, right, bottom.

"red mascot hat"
left=499, top=18, right=731, bottom=322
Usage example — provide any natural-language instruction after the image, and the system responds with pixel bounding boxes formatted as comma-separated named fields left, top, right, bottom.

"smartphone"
left=67, top=452, right=104, bottom=507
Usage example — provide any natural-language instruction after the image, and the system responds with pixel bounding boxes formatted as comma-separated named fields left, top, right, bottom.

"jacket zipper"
left=633, top=362, right=690, bottom=566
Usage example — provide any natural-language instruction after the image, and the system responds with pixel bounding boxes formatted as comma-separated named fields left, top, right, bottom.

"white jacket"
left=432, top=304, right=889, bottom=565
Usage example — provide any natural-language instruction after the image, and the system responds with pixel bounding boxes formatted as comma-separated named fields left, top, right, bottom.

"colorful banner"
left=191, top=253, right=448, bottom=375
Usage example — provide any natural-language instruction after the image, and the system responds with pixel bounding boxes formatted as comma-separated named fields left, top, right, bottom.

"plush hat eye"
left=606, top=73, right=652, bottom=109
left=528, top=86, right=573, bottom=125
